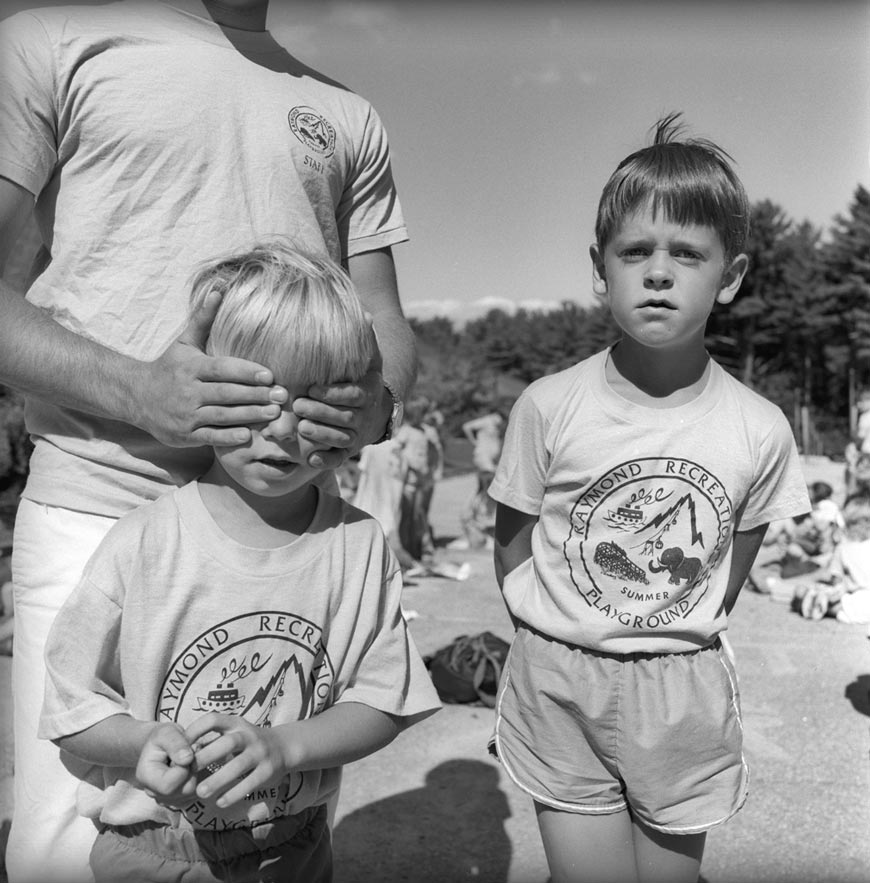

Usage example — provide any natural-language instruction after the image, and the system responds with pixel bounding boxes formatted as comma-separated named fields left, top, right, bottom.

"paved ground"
left=2, top=461, right=869, bottom=882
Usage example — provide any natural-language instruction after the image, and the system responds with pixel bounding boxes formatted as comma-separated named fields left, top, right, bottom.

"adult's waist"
left=22, top=400, right=211, bottom=517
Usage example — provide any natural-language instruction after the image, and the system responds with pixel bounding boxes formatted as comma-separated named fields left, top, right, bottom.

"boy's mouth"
left=639, top=298, right=675, bottom=309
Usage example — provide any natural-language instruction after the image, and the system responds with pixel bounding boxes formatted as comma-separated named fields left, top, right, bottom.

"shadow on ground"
left=0, top=818, right=9, bottom=883
left=332, top=759, right=512, bottom=882
left=845, top=674, right=870, bottom=717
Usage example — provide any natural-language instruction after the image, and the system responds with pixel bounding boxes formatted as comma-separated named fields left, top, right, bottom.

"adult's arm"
left=349, top=246, right=416, bottom=402
left=293, top=246, right=417, bottom=466
left=0, top=176, right=284, bottom=447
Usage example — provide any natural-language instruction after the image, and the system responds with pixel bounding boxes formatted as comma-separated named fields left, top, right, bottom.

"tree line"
left=2, top=183, right=870, bottom=494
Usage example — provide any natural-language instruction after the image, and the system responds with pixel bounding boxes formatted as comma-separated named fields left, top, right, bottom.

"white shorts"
left=7, top=501, right=116, bottom=883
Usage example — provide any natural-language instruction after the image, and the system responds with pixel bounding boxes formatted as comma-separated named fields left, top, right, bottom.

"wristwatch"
left=377, top=382, right=404, bottom=443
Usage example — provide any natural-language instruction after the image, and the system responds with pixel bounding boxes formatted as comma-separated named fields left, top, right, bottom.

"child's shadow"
left=332, top=759, right=512, bottom=882
left=845, top=674, right=870, bottom=717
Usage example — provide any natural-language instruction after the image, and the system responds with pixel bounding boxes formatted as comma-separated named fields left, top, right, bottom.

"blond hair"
left=189, top=242, right=375, bottom=387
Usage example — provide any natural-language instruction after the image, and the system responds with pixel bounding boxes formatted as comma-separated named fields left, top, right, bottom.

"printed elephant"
left=648, top=546, right=702, bottom=586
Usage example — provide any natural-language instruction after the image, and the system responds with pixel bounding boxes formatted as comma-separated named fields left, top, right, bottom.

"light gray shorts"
left=491, top=625, right=748, bottom=834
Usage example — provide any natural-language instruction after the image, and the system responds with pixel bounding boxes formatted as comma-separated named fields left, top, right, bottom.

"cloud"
left=511, top=62, right=598, bottom=90
left=325, top=3, right=399, bottom=40
left=511, top=64, right=562, bottom=89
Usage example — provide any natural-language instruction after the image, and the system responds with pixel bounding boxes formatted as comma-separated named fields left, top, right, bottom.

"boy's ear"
left=590, top=243, right=607, bottom=297
left=716, top=253, right=749, bottom=305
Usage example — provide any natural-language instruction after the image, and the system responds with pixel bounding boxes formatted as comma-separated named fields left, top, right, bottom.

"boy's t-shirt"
left=489, top=349, right=810, bottom=654
left=39, top=483, right=440, bottom=830
left=0, top=1, right=407, bottom=516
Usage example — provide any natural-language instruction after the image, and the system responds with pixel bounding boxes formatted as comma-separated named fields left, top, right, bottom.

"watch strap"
left=377, top=382, right=404, bottom=444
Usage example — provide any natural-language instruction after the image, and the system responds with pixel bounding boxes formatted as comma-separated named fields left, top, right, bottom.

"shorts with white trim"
left=490, top=624, right=748, bottom=834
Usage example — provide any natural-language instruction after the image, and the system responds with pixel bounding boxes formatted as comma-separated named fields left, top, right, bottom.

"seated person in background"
left=807, top=481, right=844, bottom=550
left=794, top=492, right=870, bottom=624
left=748, top=481, right=843, bottom=593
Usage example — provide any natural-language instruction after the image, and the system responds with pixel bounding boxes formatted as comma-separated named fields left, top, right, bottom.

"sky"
left=268, top=0, right=870, bottom=325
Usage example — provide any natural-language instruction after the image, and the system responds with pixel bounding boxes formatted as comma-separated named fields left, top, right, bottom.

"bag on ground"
left=425, top=631, right=510, bottom=707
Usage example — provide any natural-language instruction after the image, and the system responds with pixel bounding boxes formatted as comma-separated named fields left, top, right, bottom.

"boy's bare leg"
left=535, top=802, right=638, bottom=883
left=632, top=816, right=705, bottom=883
left=535, top=802, right=705, bottom=883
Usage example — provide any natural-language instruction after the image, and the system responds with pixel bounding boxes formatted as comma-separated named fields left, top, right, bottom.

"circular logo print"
left=564, top=457, right=733, bottom=630
left=156, top=611, right=334, bottom=828
left=288, top=106, right=336, bottom=156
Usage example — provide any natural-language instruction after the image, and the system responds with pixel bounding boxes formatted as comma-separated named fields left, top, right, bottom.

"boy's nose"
left=261, top=407, right=298, bottom=441
left=644, top=253, right=674, bottom=289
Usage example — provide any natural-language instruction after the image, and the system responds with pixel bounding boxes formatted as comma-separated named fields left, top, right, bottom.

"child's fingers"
left=201, top=763, right=264, bottom=810
left=166, top=741, right=195, bottom=768
left=185, top=712, right=239, bottom=746
left=138, top=754, right=193, bottom=797
left=195, top=750, right=251, bottom=799
left=191, top=730, right=244, bottom=771
left=147, top=723, right=195, bottom=764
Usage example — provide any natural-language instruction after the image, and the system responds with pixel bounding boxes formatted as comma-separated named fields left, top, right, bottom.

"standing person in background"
left=422, top=403, right=446, bottom=462
left=396, top=395, right=439, bottom=564
left=489, top=114, right=809, bottom=883
left=464, top=411, right=506, bottom=485
left=353, top=440, right=409, bottom=565
left=420, top=401, right=446, bottom=525
left=0, top=2, right=412, bottom=880
left=452, top=411, right=505, bottom=550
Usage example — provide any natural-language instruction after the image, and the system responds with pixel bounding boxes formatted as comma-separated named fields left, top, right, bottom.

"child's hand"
left=185, top=713, right=290, bottom=811
left=136, top=723, right=198, bottom=808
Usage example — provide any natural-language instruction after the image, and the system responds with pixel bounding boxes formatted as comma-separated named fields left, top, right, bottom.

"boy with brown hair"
left=489, top=114, right=810, bottom=882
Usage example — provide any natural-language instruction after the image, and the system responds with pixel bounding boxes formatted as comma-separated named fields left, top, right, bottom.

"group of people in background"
left=346, top=397, right=507, bottom=582
left=749, top=448, right=870, bottom=631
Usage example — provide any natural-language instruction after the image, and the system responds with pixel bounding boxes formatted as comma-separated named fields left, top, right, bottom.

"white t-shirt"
left=828, top=538, right=870, bottom=592
left=489, top=349, right=811, bottom=654
left=39, top=482, right=440, bottom=829
left=0, top=1, right=408, bottom=515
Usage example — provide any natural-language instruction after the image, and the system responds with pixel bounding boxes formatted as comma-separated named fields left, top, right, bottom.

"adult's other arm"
left=293, top=246, right=417, bottom=467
